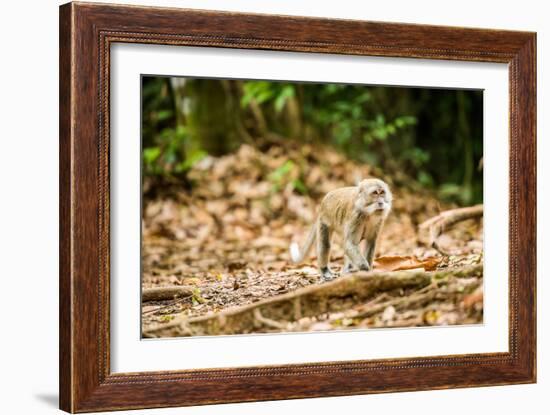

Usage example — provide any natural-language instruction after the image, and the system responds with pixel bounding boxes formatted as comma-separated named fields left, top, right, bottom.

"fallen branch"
left=142, top=286, right=197, bottom=302
left=418, top=204, right=483, bottom=254
left=143, top=265, right=482, bottom=337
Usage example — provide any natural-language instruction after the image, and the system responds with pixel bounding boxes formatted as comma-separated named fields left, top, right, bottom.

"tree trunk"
left=186, top=79, right=242, bottom=155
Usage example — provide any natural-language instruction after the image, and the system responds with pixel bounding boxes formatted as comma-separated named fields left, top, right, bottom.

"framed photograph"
left=59, top=2, right=536, bottom=412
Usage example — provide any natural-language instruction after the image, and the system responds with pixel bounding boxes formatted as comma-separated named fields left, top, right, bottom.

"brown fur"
left=290, top=178, right=392, bottom=281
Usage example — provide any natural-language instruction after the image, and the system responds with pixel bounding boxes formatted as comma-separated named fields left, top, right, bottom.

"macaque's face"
left=357, top=179, right=393, bottom=216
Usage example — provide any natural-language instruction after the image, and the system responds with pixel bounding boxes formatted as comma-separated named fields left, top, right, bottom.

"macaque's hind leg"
left=343, top=255, right=356, bottom=274
left=317, top=222, right=334, bottom=281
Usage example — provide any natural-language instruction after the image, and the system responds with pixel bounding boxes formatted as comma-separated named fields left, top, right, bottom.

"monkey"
left=289, top=178, right=392, bottom=281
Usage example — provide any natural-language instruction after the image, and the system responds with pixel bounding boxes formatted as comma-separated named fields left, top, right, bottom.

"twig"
left=142, top=295, right=192, bottom=315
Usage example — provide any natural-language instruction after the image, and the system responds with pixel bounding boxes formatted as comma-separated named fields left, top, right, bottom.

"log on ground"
left=143, top=265, right=482, bottom=337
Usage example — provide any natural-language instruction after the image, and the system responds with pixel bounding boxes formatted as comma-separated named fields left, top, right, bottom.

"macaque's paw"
left=320, top=267, right=336, bottom=282
left=343, top=263, right=357, bottom=274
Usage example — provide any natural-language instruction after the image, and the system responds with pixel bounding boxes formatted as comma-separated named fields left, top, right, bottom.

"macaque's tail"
left=290, top=221, right=317, bottom=263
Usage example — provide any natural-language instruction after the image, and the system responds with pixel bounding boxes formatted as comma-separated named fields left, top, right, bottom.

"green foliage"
left=363, top=115, right=417, bottom=143
left=241, top=81, right=295, bottom=113
left=303, top=84, right=373, bottom=146
left=142, top=76, right=483, bottom=206
left=291, top=179, right=308, bottom=195
left=142, top=124, right=192, bottom=175
left=299, top=84, right=422, bottom=177
left=401, top=147, right=430, bottom=168
left=191, top=287, right=206, bottom=306
left=178, top=149, right=207, bottom=172
left=439, top=183, right=473, bottom=205
left=142, top=78, right=207, bottom=177
left=268, top=160, right=295, bottom=192
left=266, top=160, right=308, bottom=194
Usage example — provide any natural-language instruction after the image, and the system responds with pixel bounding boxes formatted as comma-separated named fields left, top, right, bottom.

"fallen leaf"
left=463, top=286, right=484, bottom=309
left=423, top=309, right=440, bottom=324
left=374, top=255, right=441, bottom=272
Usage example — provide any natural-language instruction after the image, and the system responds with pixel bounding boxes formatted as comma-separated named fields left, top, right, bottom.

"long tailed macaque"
left=290, top=178, right=392, bottom=281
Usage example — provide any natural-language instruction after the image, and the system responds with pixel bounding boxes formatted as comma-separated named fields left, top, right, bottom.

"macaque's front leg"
left=366, top=243, right=375, bottom=270
left=344, top=222, right=370, bottom=271
left=344, top=240, right=370, bottom=271
left=363, top=232, right=379, bottom=270
left=362, top=240, right=374, bottom=270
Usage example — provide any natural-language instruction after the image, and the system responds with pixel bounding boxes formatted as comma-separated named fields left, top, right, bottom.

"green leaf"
left=192, top=287, right=206, bottom=305
left=156, top=109, right=173, bottom=121
left=417, top=171, right=434, bottom=187
left=292, top=179, right=307, bottom=194
left=373, top=127, right=388, bottom=140
left=274, top=85, right=295, bottom=113
left=143, top=147, right=161, bottom=164
left=178, top=149, right=208, bottom=172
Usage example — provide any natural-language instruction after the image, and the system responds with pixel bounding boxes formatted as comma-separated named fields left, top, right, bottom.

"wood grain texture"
left=59, top=3, right=73, bottom=411
left=59, top=2, right=536, bottom=412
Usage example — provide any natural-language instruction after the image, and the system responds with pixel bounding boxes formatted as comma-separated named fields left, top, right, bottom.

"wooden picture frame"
left=59, top=2, right=536, bottom=412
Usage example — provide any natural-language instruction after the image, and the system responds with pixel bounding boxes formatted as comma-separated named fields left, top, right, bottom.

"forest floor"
left=141, top=142, right=483, bottom=337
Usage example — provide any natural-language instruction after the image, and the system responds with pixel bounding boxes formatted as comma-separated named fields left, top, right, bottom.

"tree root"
left=293, top=274, right=482, bottom=331
left=418, top=204, right=483, bottom=254
left=143, top=265, right=482, bottom=337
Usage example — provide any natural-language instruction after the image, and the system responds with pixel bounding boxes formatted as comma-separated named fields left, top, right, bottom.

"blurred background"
left=142, top=76, right=483, bottom=205
left=141, top=76, right=484, bottom=333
